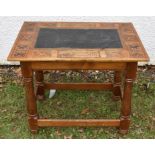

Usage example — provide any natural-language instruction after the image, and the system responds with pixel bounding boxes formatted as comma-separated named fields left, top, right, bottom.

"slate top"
left=35, top=28, right=122, bottom=49
left=7, top=22, right=149, bottom=62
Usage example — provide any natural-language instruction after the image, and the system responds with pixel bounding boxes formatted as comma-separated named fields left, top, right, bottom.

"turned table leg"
left=112, top=71, right=122, bottom=101
left=21, top=62, right=38, bottom=133
left=35, top=71, right=45, bottom=100
left=119, top=62, right=137, bottom=134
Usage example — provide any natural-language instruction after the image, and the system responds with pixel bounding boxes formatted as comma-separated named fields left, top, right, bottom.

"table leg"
left=21, top=62, right=38, bottom=133
left=112, top=71, right=122, bottom=101
left=35, top=71, right=45, bottom=100
left=119, top=63, right=137, bottom=134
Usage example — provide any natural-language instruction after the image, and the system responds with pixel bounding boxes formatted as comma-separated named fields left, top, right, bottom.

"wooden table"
left=7, top=22, right=149, bottom=134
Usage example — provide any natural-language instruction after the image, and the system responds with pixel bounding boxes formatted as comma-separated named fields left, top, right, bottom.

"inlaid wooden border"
left=7, top=22, right=149, bottom=62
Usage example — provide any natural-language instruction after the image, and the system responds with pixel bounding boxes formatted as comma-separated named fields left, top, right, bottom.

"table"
left=7, top=22, right=149, bottom=134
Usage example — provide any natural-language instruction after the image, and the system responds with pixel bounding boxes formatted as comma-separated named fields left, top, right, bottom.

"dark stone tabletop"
left=35, top=28, right=122, bottom=49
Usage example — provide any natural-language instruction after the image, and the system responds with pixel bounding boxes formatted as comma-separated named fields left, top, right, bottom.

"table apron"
left=24, top=61, right=127, bottom=70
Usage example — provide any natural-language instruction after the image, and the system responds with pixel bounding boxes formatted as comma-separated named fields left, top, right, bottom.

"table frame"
left=21, top=61, right=137, bottom=134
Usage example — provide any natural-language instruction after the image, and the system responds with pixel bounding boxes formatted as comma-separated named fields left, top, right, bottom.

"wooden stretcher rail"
left=37, top=119, right=120, bottom=127
left=44, top=83, right=113, bottom=90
